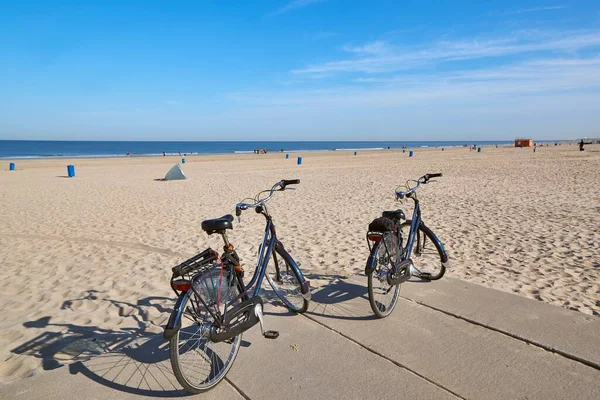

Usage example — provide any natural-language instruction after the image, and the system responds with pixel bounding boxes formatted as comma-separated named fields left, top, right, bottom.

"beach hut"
left=515, top=138, right=533, bottom=147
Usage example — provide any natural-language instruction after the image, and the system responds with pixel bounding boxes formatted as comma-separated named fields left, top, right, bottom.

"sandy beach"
left=1, top=144, right=599, bottom=384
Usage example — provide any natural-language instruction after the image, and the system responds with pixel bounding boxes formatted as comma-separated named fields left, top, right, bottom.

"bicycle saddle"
left=382, top=209, right=405, bottom=221
left=201, top=214, right=234, bottom=234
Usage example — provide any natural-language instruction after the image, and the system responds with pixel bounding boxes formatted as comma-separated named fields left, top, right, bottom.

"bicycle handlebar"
left=235, top=179, right=300, bottom=215
left=395, top=173, right=442, bottom=199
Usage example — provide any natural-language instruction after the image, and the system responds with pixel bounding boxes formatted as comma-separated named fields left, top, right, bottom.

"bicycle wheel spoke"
left=169, top=269, right=242, bottom=393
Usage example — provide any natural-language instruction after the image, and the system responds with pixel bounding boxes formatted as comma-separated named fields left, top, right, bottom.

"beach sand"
left=1, top=144, right=599, bottom=383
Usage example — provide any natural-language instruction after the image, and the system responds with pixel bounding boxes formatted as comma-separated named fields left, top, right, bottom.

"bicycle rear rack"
left=170, top=248, right=219, bottom=296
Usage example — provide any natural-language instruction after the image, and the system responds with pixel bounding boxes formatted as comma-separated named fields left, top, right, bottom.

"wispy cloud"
left=292, top=30, right=600, bottom=75
left=343, top=40, right=390, bottom=55
left=266, top=0, right=325, bottom=17
left=494, top=5, right=567, bottom=16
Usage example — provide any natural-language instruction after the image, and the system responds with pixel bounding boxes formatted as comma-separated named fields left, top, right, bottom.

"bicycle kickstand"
left=253, top=304, right=280, bottom=339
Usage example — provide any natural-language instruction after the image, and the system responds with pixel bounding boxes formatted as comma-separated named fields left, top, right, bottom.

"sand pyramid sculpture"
left=164, top=164, right=187, bottom=180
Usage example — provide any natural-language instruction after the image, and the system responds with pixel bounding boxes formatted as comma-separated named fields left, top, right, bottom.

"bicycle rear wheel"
left=265, top=246, right=309, bottom=313
left=367, top=238, right=401, bottom=318
left=400, top=221, right=446, bottom=280
left=169, top=268, right=242, bottom=393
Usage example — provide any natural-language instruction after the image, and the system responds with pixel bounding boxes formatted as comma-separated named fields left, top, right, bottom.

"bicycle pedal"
left=263, top=330, right=279, bottom=339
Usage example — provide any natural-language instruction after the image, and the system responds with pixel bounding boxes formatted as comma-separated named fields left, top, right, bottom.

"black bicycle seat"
left=201, top=215, right=234, bottom=234
left=382, top=209, right=405, bottom=221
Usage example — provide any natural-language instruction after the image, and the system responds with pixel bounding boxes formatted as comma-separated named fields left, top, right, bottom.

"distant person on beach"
left=163, top=151, right=166, bottom=156
left=579, top=139, right=592, bottom=151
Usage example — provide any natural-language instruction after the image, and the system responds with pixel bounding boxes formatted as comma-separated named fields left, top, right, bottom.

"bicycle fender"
left=419, top=223, right=449, bottom=267
left=365, top=241, right=381, bottom=274
left=275, top=240, right=311, bottom=298
left=163, top=291, right=189, bottom=340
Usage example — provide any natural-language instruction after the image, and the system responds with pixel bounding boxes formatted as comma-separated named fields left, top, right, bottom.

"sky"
left=1, top=0, right=600, bottom=141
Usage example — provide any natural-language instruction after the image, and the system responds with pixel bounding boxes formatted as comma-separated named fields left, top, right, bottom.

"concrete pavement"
left=1, top=276, right=599, bottom=399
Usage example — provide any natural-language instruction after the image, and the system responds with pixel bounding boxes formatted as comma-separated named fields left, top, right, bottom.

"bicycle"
left=163, top=179, right=311, bottom=393
left=365, top=173, right=449, bottom=318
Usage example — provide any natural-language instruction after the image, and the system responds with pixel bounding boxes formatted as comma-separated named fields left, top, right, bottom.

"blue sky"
left=1, top=0, right=600, bottom=141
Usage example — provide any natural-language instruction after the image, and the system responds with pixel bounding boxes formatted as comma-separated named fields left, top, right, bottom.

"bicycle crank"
left=254, top=303, right=279, bottom=339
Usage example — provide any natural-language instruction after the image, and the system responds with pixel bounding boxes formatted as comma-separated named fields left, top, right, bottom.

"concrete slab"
left=226, top=303, right=456, bottom=400
left=308, top=278, right=600, bottom=400
left=0, top=351, right=242, bottom=399
left=0, top=298, right=454, bottom=400
left=398, top=276, right=600, bottom=369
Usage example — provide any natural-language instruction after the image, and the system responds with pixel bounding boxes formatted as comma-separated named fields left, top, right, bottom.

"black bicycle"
left=365, top=173, right=449, bottom=318
left=164, top=179, right=311, bottom=393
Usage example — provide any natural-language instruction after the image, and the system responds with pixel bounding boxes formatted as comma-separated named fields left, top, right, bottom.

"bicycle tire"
left=400, top=220, right=446, bottom=281
left=265, top=246, right=309, bottom=313
left=169, top=268, right=242, bottom=393
left=367, top=239, right=401, bottom=318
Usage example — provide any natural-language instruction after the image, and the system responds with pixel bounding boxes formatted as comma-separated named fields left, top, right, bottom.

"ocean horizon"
left=0, top=139, right=565, bottom=159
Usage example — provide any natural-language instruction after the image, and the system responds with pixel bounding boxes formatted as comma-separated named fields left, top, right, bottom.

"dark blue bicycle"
left=365, top=173, right=449, bottom=318
left=164, top=179, right=311, bottom=393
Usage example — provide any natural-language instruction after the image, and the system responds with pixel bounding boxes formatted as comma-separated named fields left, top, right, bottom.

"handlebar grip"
left=429, top=173, right=442, bottom=178
left=282, top=179, right=300, bottom=186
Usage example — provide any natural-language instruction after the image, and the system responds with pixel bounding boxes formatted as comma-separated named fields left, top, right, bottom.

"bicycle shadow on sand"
left=12, top=291, right=195, bottom=397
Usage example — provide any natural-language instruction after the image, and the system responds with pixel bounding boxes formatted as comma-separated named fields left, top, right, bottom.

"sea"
left=1, top=140, right=519, bottom=159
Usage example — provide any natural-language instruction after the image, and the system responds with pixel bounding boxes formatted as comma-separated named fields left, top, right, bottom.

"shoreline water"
left=0, top=139, right=572, bottom=160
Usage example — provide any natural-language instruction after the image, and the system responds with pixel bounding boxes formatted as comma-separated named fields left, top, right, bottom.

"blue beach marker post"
left=67, top=165, right=75, bottom=177
left=409, top=151, right=414, bottom=157
left=182, top=158, right=186, bottom=164
left=286, top=154, right=290, bottom=159
left=297, top=157, right=303, bottom=165
left=354, top=151, right=357, bottom=156
left=402, top=149, right=406, bottom=153
left=9, top=163, right=15, bottom=171
left=477, top=147, right=481, bottom=153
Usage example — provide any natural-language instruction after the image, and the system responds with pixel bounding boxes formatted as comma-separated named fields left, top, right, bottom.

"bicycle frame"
left=399, top=195, right=447, bottom=268
left=401, top=198, right=422, bottom=262
left=240, top=216, right=304, bottom=298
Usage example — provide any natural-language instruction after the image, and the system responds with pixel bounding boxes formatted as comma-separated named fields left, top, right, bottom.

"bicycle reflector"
left=171, top=279, right=191, bottom=292
left=367, top=235, right=382, bottom=242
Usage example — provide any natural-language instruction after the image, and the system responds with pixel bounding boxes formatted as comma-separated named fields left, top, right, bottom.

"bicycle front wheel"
left=400, top=221, right=446, bottom=280
left=169, top=269, right=242, bottom=393
left=367, top=238, right=401, bottom=318
left=265, top=246, right=309, bottom=313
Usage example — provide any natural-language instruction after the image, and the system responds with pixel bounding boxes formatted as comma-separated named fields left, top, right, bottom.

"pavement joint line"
left=398, top=295, right=600, bottom=372
left=300, top=313, right=466, bottom=400
left=344, top=276, right=600, bottom=372
left=225, top=376, right=252, bottom=400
